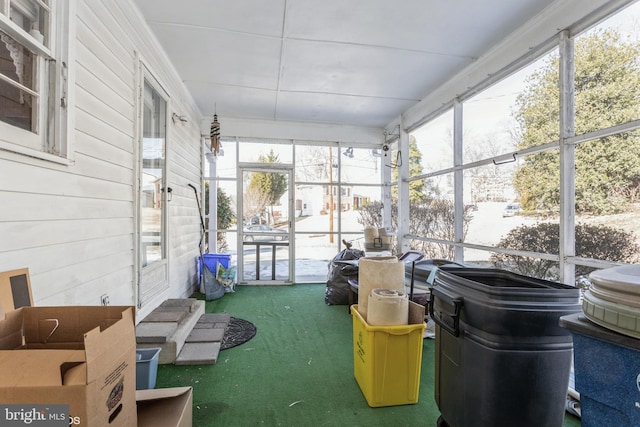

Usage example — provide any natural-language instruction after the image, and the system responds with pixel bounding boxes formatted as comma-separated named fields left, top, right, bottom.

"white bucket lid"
left=583, top=289, right=640, bottom=339
left=588, top=265, right=640, bottom=306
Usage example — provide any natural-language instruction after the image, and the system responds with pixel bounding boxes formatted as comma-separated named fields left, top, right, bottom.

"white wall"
left=0, top=0, right=203, bottom=319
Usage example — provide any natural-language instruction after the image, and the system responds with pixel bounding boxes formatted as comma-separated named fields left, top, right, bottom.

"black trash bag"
left=325, top=248, right=365, bottom=305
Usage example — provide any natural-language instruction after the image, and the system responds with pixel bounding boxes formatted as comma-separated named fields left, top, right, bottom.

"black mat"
left=221, top=317, right=257, bottom=350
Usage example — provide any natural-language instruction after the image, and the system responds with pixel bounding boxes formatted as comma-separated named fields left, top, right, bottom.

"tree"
left=247, top=150, right=288, bottom=224
left=295, top=145, right=329, bottom=182
left=392, top=136, right=426, bottom=203
left=513, top=29, right=640, bottom=215
left=216, top=187, right=235, bottom=250
left=204, top=183, right=235, bottom=251
left=242, top=184, right=270, bottom=224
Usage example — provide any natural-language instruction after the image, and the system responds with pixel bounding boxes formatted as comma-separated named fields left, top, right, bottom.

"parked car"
left=502, top=203, right=521, bottom=217
left=243, top=224, right=289, bottom=241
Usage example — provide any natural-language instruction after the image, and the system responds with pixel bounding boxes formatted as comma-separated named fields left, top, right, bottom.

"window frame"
left=403, top=3, right=640, bottom=284
left=0, top=0, right=74, bottom=164
left=139, top=70, right=170, bottom=269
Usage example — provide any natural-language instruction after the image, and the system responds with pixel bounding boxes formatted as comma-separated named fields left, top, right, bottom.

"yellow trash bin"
left=351, top=303, right=426, bottom=407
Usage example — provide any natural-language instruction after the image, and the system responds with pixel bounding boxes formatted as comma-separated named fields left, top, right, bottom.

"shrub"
left=491, top=222, right=640, bottom=283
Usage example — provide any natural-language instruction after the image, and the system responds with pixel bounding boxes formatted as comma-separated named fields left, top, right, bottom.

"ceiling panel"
left=148, top=25, right=283, bottom=89
left=279, top=39, right=473, bottom=99
left=136, top=0, right=286, bottom=37
left=132, top=0, right=571, bottom=129
left=284, top=0, right=556, bottom=55
left=189, top=82, right=278, bottom=120
left=276, top=91, right=416, bottom=127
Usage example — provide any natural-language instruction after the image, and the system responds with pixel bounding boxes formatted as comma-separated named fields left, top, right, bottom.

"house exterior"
left=0, top=0, right=202, bottom=321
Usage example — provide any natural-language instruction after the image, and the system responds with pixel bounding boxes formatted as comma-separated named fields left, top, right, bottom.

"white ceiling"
left=131, top=0, right=564, bottom=129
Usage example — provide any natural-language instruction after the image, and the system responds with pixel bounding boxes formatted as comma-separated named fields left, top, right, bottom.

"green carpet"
left=155, top=284, right=581, bottom=427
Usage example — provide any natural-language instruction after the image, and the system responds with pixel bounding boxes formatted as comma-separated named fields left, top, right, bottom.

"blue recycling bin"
left=198, top=253, right=231, bottom=285
left=560, top=312, right=640, bottom=427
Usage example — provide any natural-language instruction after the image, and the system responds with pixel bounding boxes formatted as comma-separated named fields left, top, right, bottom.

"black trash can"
left=428, top=268, right=581, bottom=427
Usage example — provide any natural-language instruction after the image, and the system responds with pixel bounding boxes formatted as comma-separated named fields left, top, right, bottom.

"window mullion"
left=559, top=30, right=576, bottom=285
left=34, top=0, right=51, bottom=13
left=0, top=14, right=52, bottom=58
left=0, top=70, right=39, bottom=98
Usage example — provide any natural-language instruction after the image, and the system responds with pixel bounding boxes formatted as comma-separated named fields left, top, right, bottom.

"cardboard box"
left=0, top=268, right=33, bottom=314
left=0, top=268, right=138, bottom=427
left=137, top=387, right=193, bottom=427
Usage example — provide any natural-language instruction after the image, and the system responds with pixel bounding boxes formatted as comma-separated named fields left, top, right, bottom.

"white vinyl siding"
left=0, top=0, right=202, bottom=321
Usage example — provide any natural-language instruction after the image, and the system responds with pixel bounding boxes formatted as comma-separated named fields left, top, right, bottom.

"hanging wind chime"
left=210, top=113, right=221, bottom=155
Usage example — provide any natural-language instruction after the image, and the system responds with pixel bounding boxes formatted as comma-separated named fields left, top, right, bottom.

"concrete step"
left=174, top=313, right=231, bottom=365
left=136, top=298, right=206, bottom=364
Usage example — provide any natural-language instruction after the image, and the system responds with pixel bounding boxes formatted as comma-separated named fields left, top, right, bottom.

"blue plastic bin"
left=560, top=312, right=640, bottom=427
left=136, top=348, right=161, bottom=390
left=198, top=253, right=231, bottom=285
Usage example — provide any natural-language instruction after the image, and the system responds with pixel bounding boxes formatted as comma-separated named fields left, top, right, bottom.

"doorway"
left=238, top=164, right=294, bottom=284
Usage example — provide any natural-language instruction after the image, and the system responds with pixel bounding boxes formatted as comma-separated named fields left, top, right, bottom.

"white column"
left=559, top=30, right=576, bottom=284
left=206, top=152, right=218, bottom=253
left=397, top=118, right=410, bottom=253
left=453, top=100, right=464, bottom=262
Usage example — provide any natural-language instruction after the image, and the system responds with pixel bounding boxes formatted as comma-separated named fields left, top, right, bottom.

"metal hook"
left=171, top=113, right=187, bottom=124
left=42, top=318, right=59, bottom=343
left=385, top=150, right=403, bottom=168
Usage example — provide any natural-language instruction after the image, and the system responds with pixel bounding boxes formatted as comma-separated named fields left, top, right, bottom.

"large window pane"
left=294, top=237, right=339, bottom=283
left=411, top=109, right=453, bottom=173
left=0, top=30, right=36, bottom=132
left=464, top=162, right=516, bottom=206
left=294, top=182, right=342, bottom=280
left=574, top=2, right=640, bottom=133
left=408, top=175, right=457, bottom=260
left=239, top=140, right=292, bottom=164
left=340, top=146, right=382, bottom=185
left=7, top=0, right=50, bottom=46
left=463, top=50, right=559, bottom=164
left=295, top=145, right=331, bottom=183
left=206, top=179, right=238, bottom=253
left=573, top=132, right=640, bottom=270
left=141, top=80, right=167, bottom=267
left=464, top=150, right=561, bottom=272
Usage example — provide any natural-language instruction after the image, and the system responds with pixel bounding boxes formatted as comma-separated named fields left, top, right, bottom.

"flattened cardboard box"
left=137, top=386, right=193, bottom=427
left=0, top=269, right=137, bottom=426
